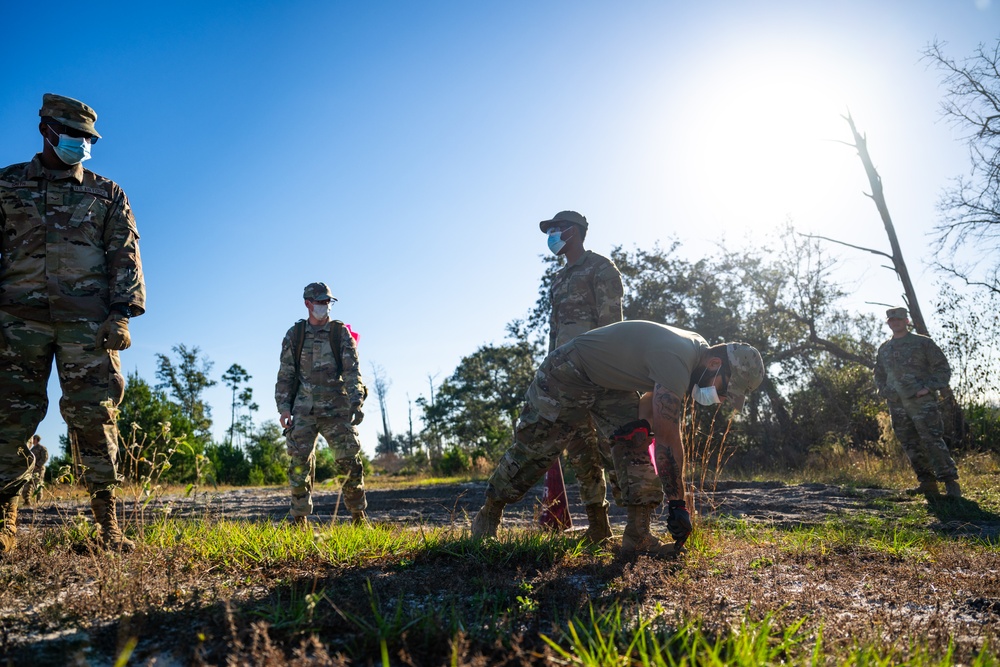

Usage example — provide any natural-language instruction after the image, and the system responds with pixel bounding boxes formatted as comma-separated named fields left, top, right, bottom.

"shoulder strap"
left=292, top=320, right=307, bottom=376
left=331, top=320, right=344, bottom=376
left=288, top=320, right=307, bottom=412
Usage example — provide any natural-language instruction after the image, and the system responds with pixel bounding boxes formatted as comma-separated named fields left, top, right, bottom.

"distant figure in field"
left=20, top=435, right=48, bottom=506
left=275, top=282, right=369, bottom=526
left=0, top=93, right=145, bottom=554
left=539, top=210, right=624, bottom=544
left=471, top=320, right=765, bottom=557
left=874, top=307, right=961, bottom=498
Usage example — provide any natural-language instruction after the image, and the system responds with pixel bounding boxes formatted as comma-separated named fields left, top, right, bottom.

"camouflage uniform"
left=487, top=322, right=712, bottom=509
left=487, top=344, right=647, bottom=506
left=20, top=439, right=48, bottom=504
left=0, top=151, right=143, bottom=497
left=275, top=319, right=367, bottom=518
left=548, top=249, right=624, bottom=507
left=874, top=331, right=958, bottom=484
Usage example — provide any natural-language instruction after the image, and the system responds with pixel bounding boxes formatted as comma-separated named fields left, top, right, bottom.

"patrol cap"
left=725, top=343, right=765, bottom=411
left=303, top=282, right=337, bottom=302
left=39, top=93, right=101, bottom=139
left=539, top=210, right=589, bottom=233
left=886, top=307, right=908, bottom=320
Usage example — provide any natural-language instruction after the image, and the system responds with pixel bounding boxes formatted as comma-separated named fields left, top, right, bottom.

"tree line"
left=48, top=38, right=1000, bottom=485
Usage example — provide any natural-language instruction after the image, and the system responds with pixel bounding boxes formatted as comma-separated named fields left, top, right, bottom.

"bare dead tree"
left=369, top=362, right=393, bottom=454
left=922, top=39, right=1000, bottom=295
left=801, top=113, right=967, bottom=444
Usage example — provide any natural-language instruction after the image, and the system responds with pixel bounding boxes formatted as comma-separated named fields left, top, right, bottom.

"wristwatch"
left=110, top=304, right=134, bottom=319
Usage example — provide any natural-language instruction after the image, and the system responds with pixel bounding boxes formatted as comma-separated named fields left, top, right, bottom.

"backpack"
left=287, top=319, right=344, bottom=411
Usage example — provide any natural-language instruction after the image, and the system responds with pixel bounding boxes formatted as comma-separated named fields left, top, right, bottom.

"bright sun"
left=672, top=48, right=871, bottom=234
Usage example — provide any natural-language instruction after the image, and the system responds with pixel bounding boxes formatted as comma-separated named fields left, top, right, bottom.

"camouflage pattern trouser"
left=609, top=421, right=667, bottom=507
left=21, top=466, right=46, bottom=503
left=0, top=312, right=124, bottom=497
left=889, top=393, right=959, bottom=482
left=562, top=417, right=610, bottom=507
left=286, top=405, right=366, bottom=517
left=486, top=346, right=662, bottom=508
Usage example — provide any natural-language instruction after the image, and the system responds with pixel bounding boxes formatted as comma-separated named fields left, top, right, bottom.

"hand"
left=280, top=412, right=293, bottom=430
left=667, top=499, right=692, bottom=545
left=916, top=388, right=931, bottom=398
left=96, top=314, right=131, bottom=350
left=351, top=405, right=364, bottom=426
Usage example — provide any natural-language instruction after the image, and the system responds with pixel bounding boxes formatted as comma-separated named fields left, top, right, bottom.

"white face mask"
left=692, top=366, right=722, bottom=406
left=310, top=303, right=330, bottom=319
left=693, top=385, right=721, bottom=406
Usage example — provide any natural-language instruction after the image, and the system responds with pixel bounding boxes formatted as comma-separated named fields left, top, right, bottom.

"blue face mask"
left=46, top=129, right=92, bottom=165
left=547, top=229, right=566, bottom=255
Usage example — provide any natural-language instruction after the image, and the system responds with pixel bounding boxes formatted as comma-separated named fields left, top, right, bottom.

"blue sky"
left=1, top=0, right=997, bottom=457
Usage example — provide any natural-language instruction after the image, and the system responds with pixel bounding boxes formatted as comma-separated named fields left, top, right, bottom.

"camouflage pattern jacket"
left=874, top=332, right=951, bottom=402
left=275, top=320, right=366, bottom=415
left=549, top=250, right=624, bottom=352
left=0, top=155, right=145, bottom=322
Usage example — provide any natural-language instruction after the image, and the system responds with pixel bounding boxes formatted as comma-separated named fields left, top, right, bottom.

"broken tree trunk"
left=842, top=113, right=968, bottom=447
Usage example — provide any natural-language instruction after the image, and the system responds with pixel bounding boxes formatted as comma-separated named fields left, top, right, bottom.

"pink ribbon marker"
left=648, top=438, right=658, bottom=475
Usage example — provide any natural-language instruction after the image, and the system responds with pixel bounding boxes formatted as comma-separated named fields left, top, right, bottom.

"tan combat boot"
left=583, top=503, right=612, bottom=546
left=471, top=497, right=505, bottom=539
left=944, top=479, right=962, bottom=499
left=906, top=479, right=940, bottom=496
left=351, top=510, right=371, bottom=527
left=621, top=505, right=677, bottom=558
left=91, top=491, right=135, bottom=553
left=0, top=495, right=18, bottom=554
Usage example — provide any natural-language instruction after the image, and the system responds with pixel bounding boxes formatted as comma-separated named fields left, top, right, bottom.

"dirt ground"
left=7, top=478, right=1000, bottom=666
left=19, top=478, right=1000, bottom=540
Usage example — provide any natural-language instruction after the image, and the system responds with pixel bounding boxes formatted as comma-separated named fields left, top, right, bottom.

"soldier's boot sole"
left=906, top=480, right=940, bottom=496
left=620, top=532, right=679, bottom=558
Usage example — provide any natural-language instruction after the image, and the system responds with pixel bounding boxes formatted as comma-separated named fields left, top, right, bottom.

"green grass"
left=10, top=451, right=1000, bottom=665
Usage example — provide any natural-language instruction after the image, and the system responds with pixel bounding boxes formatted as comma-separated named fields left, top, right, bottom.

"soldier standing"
left=539, top=210, right=624, bottom=544
left=20, top=435, right=48, bottom=506
left=275, top=282, right=369, bottom=525
left=0, top=93, right=145, bottom=553
left=874, top=307, right=961, bottom=498
left=471, top=320, right=765, bottom=557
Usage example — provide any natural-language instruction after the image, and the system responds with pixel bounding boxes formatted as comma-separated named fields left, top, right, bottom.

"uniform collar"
left=25, top=153, right=85, bottom=184
left=565, top=249, right=592, bottom=269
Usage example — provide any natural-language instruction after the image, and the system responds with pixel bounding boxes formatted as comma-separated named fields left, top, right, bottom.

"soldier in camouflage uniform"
left=874, top=307, right=961, bottom=498
left=539, top=210, right=624, bottom=544
left=472, top=320, right=765, bottom=557
left=275, top=282, right=369, bottom=525
left=20, top=435, right=48, bottom=506
left=0, top=94, right=145, bottom=554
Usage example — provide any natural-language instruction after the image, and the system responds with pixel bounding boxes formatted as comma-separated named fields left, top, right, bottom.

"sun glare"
left=673, top=50, right=866, bottom=234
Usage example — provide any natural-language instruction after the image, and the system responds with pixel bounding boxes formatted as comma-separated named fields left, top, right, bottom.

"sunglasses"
left=44, top=122, right=99, bottom=144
